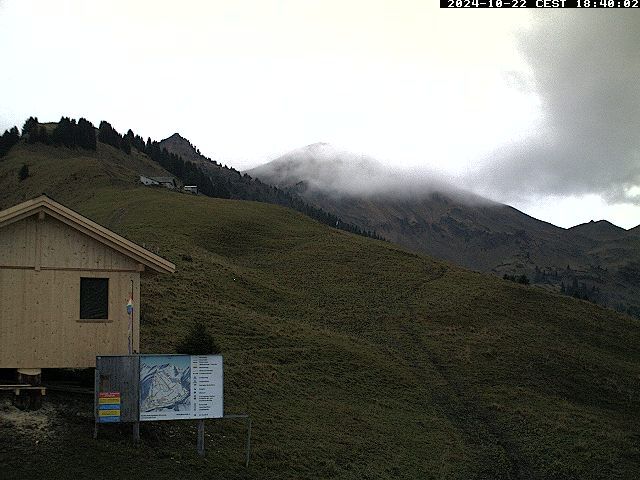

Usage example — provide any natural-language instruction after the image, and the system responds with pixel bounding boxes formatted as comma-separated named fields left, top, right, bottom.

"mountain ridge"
left=158, top=133, right=384, bottom=240
left=248, top=143, right=640, bottom=317
left=568, top=219, right=631, bottom=240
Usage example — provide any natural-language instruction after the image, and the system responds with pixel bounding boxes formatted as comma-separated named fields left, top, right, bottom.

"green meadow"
left=0, top=142, right=638, bottom=479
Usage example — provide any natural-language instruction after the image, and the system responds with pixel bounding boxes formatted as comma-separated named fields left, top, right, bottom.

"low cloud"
left=249, top=142, right=494, bottom=206
left=465, top=11, right=640, bottom=206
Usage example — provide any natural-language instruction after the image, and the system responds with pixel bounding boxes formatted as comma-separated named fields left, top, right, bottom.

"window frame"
left=79, top=277, right=110, bottom=321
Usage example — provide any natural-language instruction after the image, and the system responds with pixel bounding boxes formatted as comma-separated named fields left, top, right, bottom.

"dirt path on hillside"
left=392, top=267, right=534, bottom=479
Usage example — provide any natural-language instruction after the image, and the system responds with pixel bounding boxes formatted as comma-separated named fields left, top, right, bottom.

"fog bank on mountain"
left=248, top=142, right=491, bottom=204
left=248, top=142, right=640, bottom=319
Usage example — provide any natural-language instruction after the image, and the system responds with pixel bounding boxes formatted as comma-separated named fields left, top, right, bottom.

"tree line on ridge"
left=1, top=116, right=384, bottom=241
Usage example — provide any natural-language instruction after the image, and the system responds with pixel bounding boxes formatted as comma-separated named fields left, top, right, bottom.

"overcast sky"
left=1, top=1, right=638, bottom=228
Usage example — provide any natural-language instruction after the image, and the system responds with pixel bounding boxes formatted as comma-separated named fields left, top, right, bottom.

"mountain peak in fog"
left=248, top=143, right=488, bottom=204
left=248, top=143, right=444, bottom=199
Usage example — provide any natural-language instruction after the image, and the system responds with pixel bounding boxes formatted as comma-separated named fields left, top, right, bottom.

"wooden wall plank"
left=0, top=214, right=142, bottom=369
left=40, top=216, right=138, bottom=271
left=0, top=216, right=36, bottom=266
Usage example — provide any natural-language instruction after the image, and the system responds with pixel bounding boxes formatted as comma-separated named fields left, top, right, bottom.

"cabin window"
left=80, top=277, right=109, bottom=320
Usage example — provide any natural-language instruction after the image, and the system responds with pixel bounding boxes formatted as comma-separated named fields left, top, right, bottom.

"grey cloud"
left=466, top=11, right=640, bottom=205
left=250, top=143, right=433, bottom=197
left=249, top=142, right=495, bottom=206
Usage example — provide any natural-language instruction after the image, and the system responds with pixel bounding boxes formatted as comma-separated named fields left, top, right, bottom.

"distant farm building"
left=0, top=195, right=175, bottom=370
left=183, top=185, right=198, bottom=195
left=139, top=175, right=177, bottom=189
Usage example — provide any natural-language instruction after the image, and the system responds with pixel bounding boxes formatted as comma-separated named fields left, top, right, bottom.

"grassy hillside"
left=1, top=142, right=639, bottom=479
left=247, top=147, right=640, bottom=319
left=0, top=141, right=168, bottom=208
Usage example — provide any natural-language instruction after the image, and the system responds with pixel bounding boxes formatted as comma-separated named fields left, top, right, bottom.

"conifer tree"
left=120, top=137, right=131, bottom=154
left=77, top=118, right=97, bottom=150
left=18, top=164, right=29, bottom=180
left=22, top=117, right=39, bottom=141
left=36, top=126, right=51, bottom=145
left=52, top=116, right=77, bottom=147
left=98, top=121, right=123, bottom=150
left=176, top=322, right=220, bottom=355
left=0, top=126, right=20, bottom=157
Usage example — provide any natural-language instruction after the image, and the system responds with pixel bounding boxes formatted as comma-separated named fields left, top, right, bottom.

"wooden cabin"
left=0, top=195, right=175, bottom=369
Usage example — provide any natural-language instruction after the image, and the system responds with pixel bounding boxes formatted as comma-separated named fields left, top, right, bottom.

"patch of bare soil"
left=0, top=398, right=61, bottom=443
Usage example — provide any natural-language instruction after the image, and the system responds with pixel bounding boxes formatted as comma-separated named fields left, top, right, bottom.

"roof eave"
left=0, top=196, right=176, bottom=274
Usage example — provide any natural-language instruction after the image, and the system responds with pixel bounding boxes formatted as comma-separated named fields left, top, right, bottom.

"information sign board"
left=139, top=354, right=223, bottom=421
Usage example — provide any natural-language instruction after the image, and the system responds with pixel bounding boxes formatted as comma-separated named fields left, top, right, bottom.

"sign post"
left=126, top=286, right=134, bottom=355
left=197, top=419, right=205, bottom=456
left=96, top=354, right=242, bottom=459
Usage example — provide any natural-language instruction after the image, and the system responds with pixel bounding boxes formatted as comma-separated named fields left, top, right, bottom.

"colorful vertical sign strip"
left=98, top=392, right=121, bottom=423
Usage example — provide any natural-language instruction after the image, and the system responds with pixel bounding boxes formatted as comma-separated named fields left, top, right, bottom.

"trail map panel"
left=139, top=354, right=223, bottom=421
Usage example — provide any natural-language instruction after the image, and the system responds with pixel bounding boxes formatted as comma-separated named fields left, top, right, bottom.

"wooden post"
left=197, top=419, right=205, bottom=456
left=223, top=414, right=252, bottom=467
left=245, top=416, right=252, bottom=468
left=133, top=422, right=140, bottom=443
left=94, top=367, right=99, bottom=439
left=14, top=368, right=42, bottom=410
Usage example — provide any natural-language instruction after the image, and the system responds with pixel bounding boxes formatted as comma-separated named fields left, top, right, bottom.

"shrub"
left=18, top=164, right=29, bottom=181
left=175, top=321, right=220, bottom=355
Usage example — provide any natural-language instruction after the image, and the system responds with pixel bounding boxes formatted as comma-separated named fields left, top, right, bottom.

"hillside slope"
left=0, top=141, right=168, bottom=208
left=1, top=142, right=639, bottom=479
left=248, top=144, right=640, bottom=318
left=158, top=133, right=383, bottom=239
